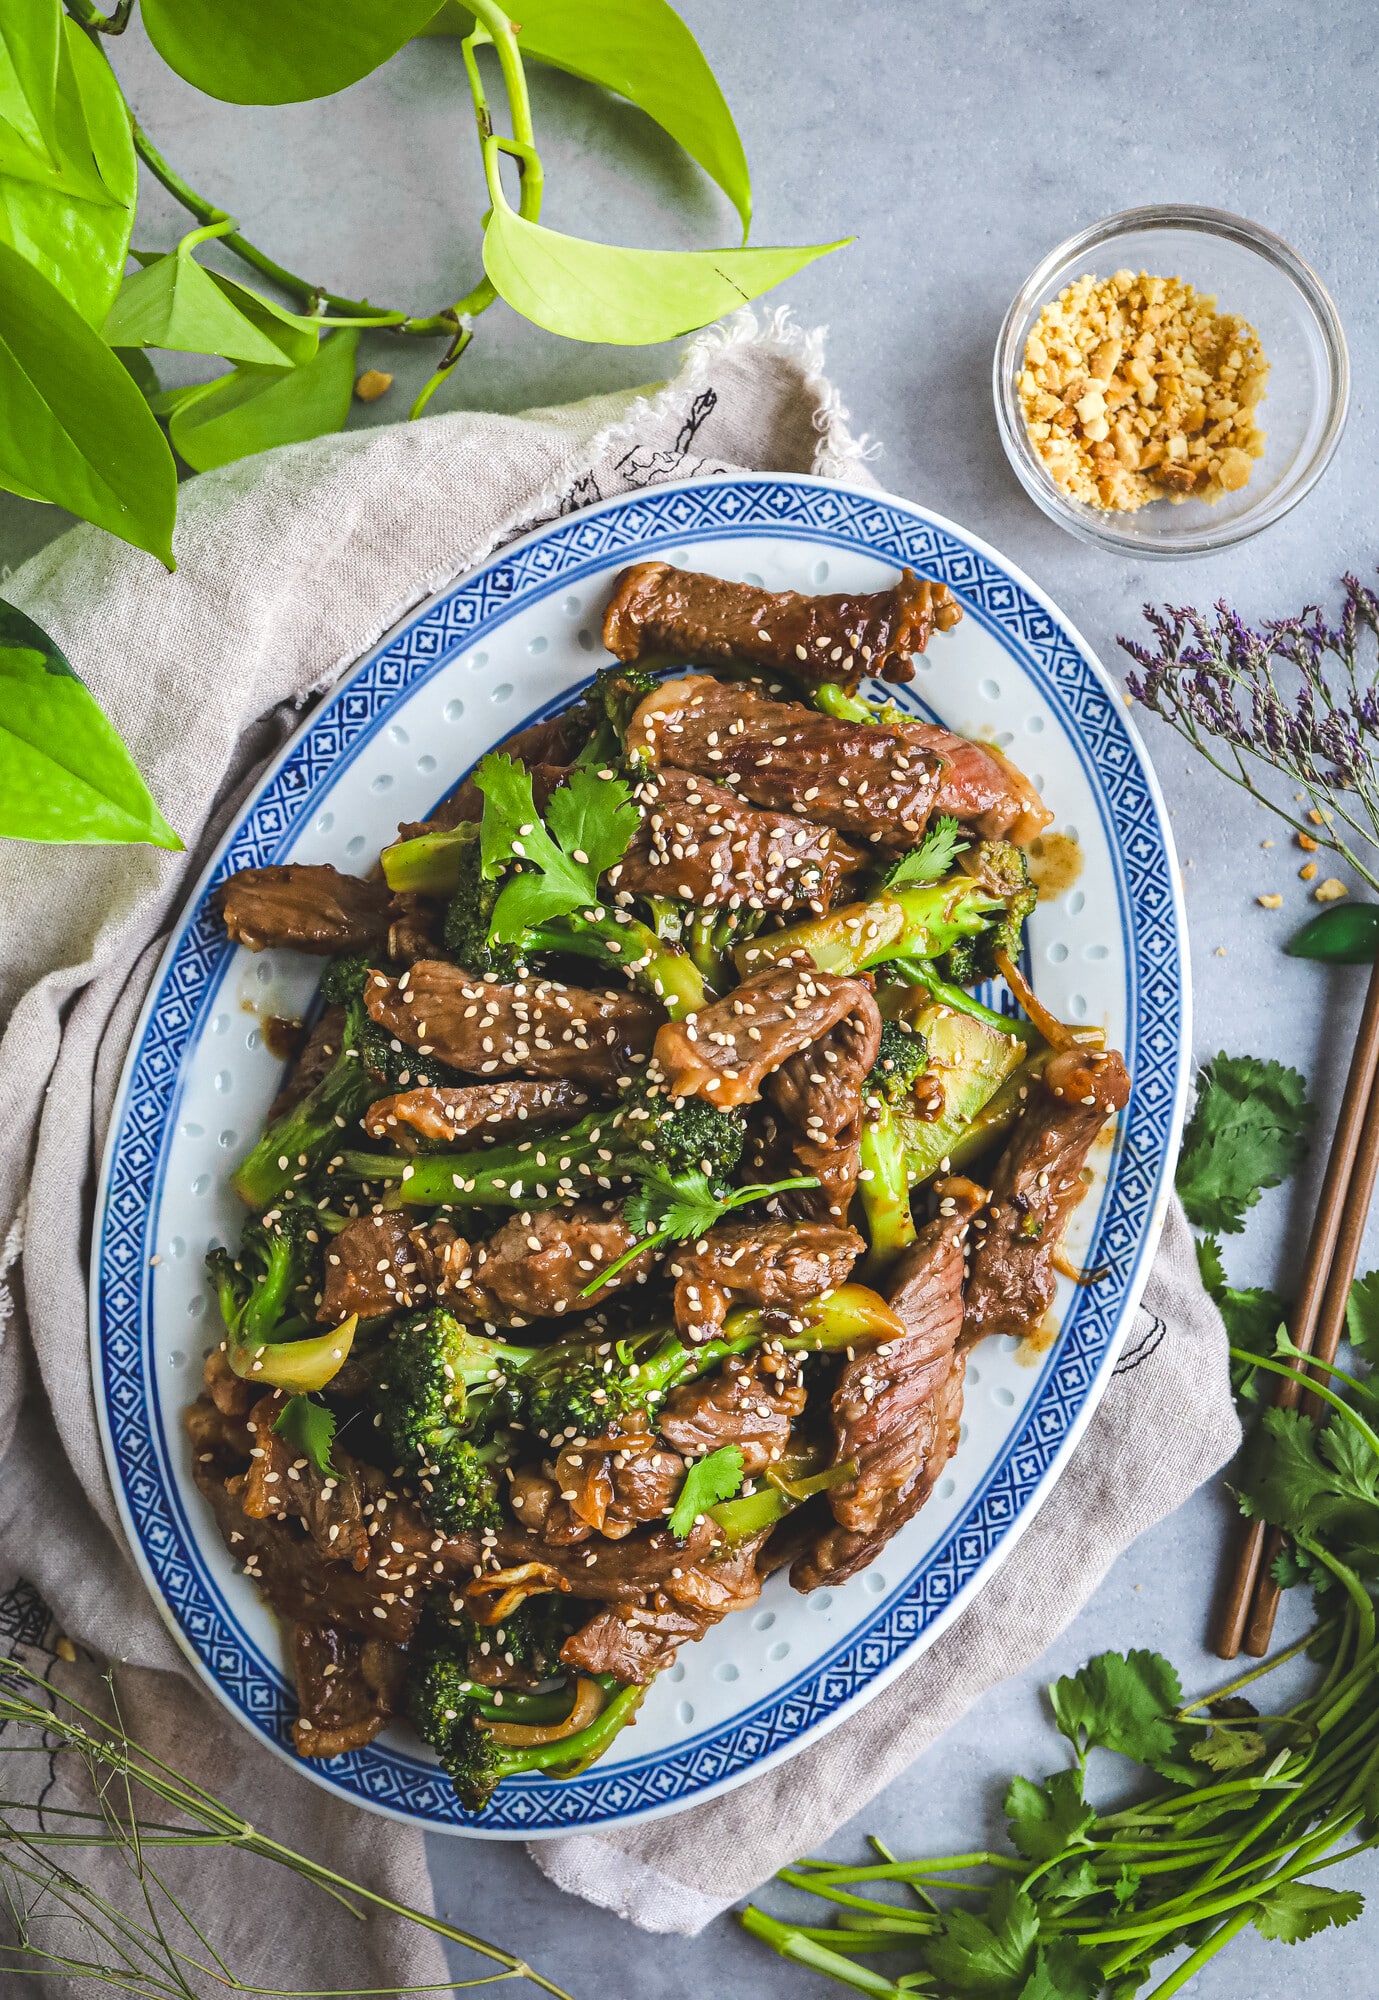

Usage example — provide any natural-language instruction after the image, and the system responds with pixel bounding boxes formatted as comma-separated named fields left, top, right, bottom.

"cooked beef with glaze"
left=614, top=765, right=863, bottom=912
left=560, top=1534, right=769, bottom=1684
left=460, top=1203, right=658, bottom=1323
left=268, top=1006, right=347, bottom=1121
left=669, top=1218, right=863, bottom=1344
left=490, top=1513, right=721, bottom=1600
left=963, top=1046, right=1130, bottom=1343
left=654, top=962, right=878, bottom=1109
left=790, top=1180, right=982, bottom=1591
left=292, top=1624, right=406, bottom=1758
left=318, top=1210, right=437, bottom=1323
left=365, top=961, right=661, bottom=1087
left=363, top=1078, right=591, bottom=1150
left=658, top=1349, right=807, bottom=1474
left=762, top=997, right=883, bottom=1219
left=218, top=864, right=392, bottom=955
left=602, top=561, right=962, bottom=688
left=240, top=1391, right=371, bottom=1567
left=900, top=722, right=1053, bottom=844
left=386, top=891, right=446, bottom=964
left=395, top=710, right=586, bottom=841
left=522, top=1423, right=686, bottom=1544
left=626, top=674, right=945, bottom=850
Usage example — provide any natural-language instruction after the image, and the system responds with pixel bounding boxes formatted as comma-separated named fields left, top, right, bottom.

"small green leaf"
left=1188, top=1723, right=1267, bottom=1771
left=0, top=0, right=61, bottom=165
left=1015, top=1940, right=1102, bottom=2000
left=143, top=0, right=446, bottom=105
left=0, top=239, right=177, bottom=563
left=1196, top=1234, right=1288, bottom=1403
left=887, top=816, right=968, bottom=887
left=169, top=327, right=358, bottom=472
left=103, top=229, right=301, bottom=367
left=1004, top=1769, right=1093, bottom=1863
left=1251, top=1879, right=1364, bottom=1944
left=1286, top=903, right=1379, bottom=963
left=205, top=272, right=322, bottom=366
left=272, top=1393, right=338, bottom=1478
left=1049, top=1650, right=1182, bottom=1770
left=1176, top=1053, right=1311, bottom=1235
left=924, top=1881, right=1038, bottom=2000
left=1347, top=1270, right=1379, bottom=1368
left=0, top=597, right=180, bottom=847
left=0, top=16, right=137, bottom=323
left=114, top=347, right=160, bottom=398
left=668, top=1444, right=744, bottom=1538
left=483, top=202, right=849, bottom=345
left=474, top=754, right=639, bottom=938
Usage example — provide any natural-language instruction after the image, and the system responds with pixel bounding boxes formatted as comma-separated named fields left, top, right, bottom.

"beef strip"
left=669, top=1219, right=863, bottom=1344
left=318, top=1210, right=439, bottom=1323
left=386, top=892, right=446, bottom=964
left=365, top=962, right=660, bottom=1088
left=394, top=710, right=586, bottom=841
left=658, top=1350, right=807, bottom=1475
left=602, top=561, right=962, bottom=689
left=626, top=675, right=945, bottom=851
left=559, top=1534, right=770, bottom=1685
left=240, top=1392, right=371, bottom=1566
left=962, top=1045, right=1131, bottom=1343
left=653, top=962, right=878, bottom=1109
left=899, top=722, right=1052, bottom=844
left=268, top=1006, right=347, bottom=1121
left=217, top=864, right=392, bottom=955
left=789, top=1180, right=982, bottom=1591
left=363, top=1078, right=592, bottom=1150
left=292, top=1625, right=405, bottom=1759
left=613, top=766, right=863, bottom=912
left=761, top=996, right=883, bottom=1219
left=461, top=1203, right=659, bottom=1324
left=536, top=1423, right=686, bottom=1543
left=489, top=1513, right=720, bottom=1601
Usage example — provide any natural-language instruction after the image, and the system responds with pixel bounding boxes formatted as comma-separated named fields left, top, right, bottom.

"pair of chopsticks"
left=1216, top=957, right=1379, bottom=1658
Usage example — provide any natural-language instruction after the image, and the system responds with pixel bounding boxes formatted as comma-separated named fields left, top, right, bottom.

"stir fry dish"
left=186, top=561, right=1130, bottom=1815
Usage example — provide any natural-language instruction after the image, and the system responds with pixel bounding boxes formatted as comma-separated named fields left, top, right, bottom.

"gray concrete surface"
left=9, top=1, right=1378, bottom=1991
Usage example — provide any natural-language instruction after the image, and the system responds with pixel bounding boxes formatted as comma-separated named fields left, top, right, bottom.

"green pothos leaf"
left=142, top=0, right=446, bottom=105
left=512, top=0, right=751, bottom=237
left=0, top=15, right=137, bottom=323
left=103, top=227, right=302, bottom=368
left=0, top=596, right=180, bottom=847
left=0, top=0, right=62, bottom=166
left=169, top=327, right=359, bottom=472
left=482, top=201, right=849, bottom=345
left=0, top=238, right=177, bottom=562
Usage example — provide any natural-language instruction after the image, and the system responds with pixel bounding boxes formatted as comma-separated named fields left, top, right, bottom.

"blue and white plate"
left=91, top=475, right=1189, bottom=1839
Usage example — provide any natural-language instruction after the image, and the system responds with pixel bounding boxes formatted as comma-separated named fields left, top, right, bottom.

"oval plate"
left=91, top=475, right=1189, bottom=1839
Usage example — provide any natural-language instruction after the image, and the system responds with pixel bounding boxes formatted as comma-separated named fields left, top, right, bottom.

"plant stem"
left=1139, top=1908, right=1254, bottom=2000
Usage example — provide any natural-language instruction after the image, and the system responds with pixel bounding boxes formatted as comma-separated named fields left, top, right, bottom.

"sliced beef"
left=363, top=1078, right=592, bottom=1150
left=318, top=1210, right=438, bottom=1323
left=292, top=1625, right=405, bottom=1759
left=240, top=1391, right=370, bottom=1565
left=762, top=998, right=883, bottom=1220
left=602, top=561, right=962, bottom=689
left=386, top=892, right=445, bottom=964
left=627, top=675, right=944, bottom=851
left=364, top=961, right=661, bottom=1088
left=560, top=1535, right=770, bottom=1685
left=185, top=1391, right=253, bottom=1472
left=217, top=864, right=392, bottom=956
left=900, top=722, right=1052, bottom=844
left=963, top=1046, right=1130, bottom=1343
left=463, top=1203, right=658, bottom=1323
left=654, top=963, right=878, bottom=1110
left=545, top=1424, right=686, bottom=1541
left=268, top=1006, right=347, bottom=1122
left=491, top=1513, right=720, bottom=1601
left=789, top=1182, right=982, bottom=1592
left=669, top=1219, right=863, bottom=1344
left=658, top=1350, right=807, bottom=1475
left=614, top=766, right=862, bottom=913
left=394, top=710, right=586, bottom=841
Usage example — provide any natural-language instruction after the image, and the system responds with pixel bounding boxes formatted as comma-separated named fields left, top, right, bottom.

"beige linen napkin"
left=0, top=307, right=1238, bottom=1988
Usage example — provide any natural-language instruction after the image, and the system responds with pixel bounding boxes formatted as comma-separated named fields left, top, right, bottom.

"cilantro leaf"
left=887, top=814, right=968, bottom=887
left=1014, top=1940, right=1102, bottom=2000
left=668, top=1444, right=744, bottom=1538
left=1050, top=1650, right=1182, bottom=1771
left=1251, top=1880, right=1364, bottom=1944
left=473, top=753, right=638, bottom=941
left=923, top=1880, right=1038, bottom=2000
left=1176, top=1053, right=1311, bottom=1235
left=583, top=1167, right=819, bottom=1297
left=1346, top=1268, right=1379, bottom=1367
left=272, top=1394, right=337, bottom=1478
left=1238, top=1405, right=1379, bottom=1572
left=1004, top=1769, right=1094, bottom=1863
left=1188, top=1723, right=1267, bottom=1771
left=1196, top=1234, right=1287, bottom=1402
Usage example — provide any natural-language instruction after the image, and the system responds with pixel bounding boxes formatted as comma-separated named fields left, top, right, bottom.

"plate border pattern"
left=93, top=476, right=1185, bottom=1834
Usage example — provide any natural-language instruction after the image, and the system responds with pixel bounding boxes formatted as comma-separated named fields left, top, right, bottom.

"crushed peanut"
left=1256, top=893, right=1283, bottom=909
left=1300, top=862, right=1319, bottom=881
left=1297, top=831, right=1320, bottom=851
left=354, top=369, right=394, bottom=403
left=1018, top=269, right=1268, bottom=511
left=1314, top=878, right=1348, bottom=903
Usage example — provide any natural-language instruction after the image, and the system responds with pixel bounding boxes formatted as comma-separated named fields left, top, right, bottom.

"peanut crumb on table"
left=1018, top=269, right=1268, bottom=511
left=1314, top=878, right=1348, bottom=902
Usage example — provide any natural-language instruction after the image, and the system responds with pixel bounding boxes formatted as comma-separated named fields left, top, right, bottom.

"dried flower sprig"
left=1121, top=571, right=1379, bottom=894
left=0, top=1655, right=573, bottom=1999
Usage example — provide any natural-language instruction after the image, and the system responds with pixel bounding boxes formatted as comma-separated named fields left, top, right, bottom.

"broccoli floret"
left=868, top=1020, right=929, bottom=1105
left=940, top=843, right=1036, bottom=986
left=440, top=823, right=524, bottom=981
left=857, top=1023, right=938, bottom=1275
left=407, top=1632, right=644, bottom=1813
left=581, top=662, right=662, bottom=752
left=431, top=1594, right=574, bottom=1682
left=373, top=1309, right=539, bottom=1532
left=207, top=1203, right=357, bottom=1393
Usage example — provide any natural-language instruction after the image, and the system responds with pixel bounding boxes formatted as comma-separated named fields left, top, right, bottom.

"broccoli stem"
left=891, top=960, right=1041, bottom=1044
left=381, top=825, right=472, bottom=895
left=534, top=907, right=705, bottom=1019
left=225, top=1314, right=358, bottom=1394
left=346, top=1109, right=612, bottom=1208
left=858, top=1105, right=919, bottom=1280
left=492, top=1679, right=645, bottom=1780
left=232, top=1045, right=376, bottom=1209
left=733, top=877, right=1004, bottom=981
left=809, top=681, right=906, bottom=728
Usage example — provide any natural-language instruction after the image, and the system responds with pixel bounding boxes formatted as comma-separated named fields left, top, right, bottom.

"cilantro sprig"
left=885, top=813, right=968, bottom=888
left=272, top=1393, right=338, bottom=1478
left=1176, top=1052, right=1312, bottom=1235
left=668, top=1444, right=745, bottom=1539
left=580, top=1165, right=820, bottom=1297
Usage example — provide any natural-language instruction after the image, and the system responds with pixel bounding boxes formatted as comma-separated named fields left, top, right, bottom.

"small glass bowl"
left=993, top=204, right=1349, bottom=558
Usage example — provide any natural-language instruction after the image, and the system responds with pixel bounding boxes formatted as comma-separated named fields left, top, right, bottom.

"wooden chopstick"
left=1214, top=954, right=1379, bottom=1659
